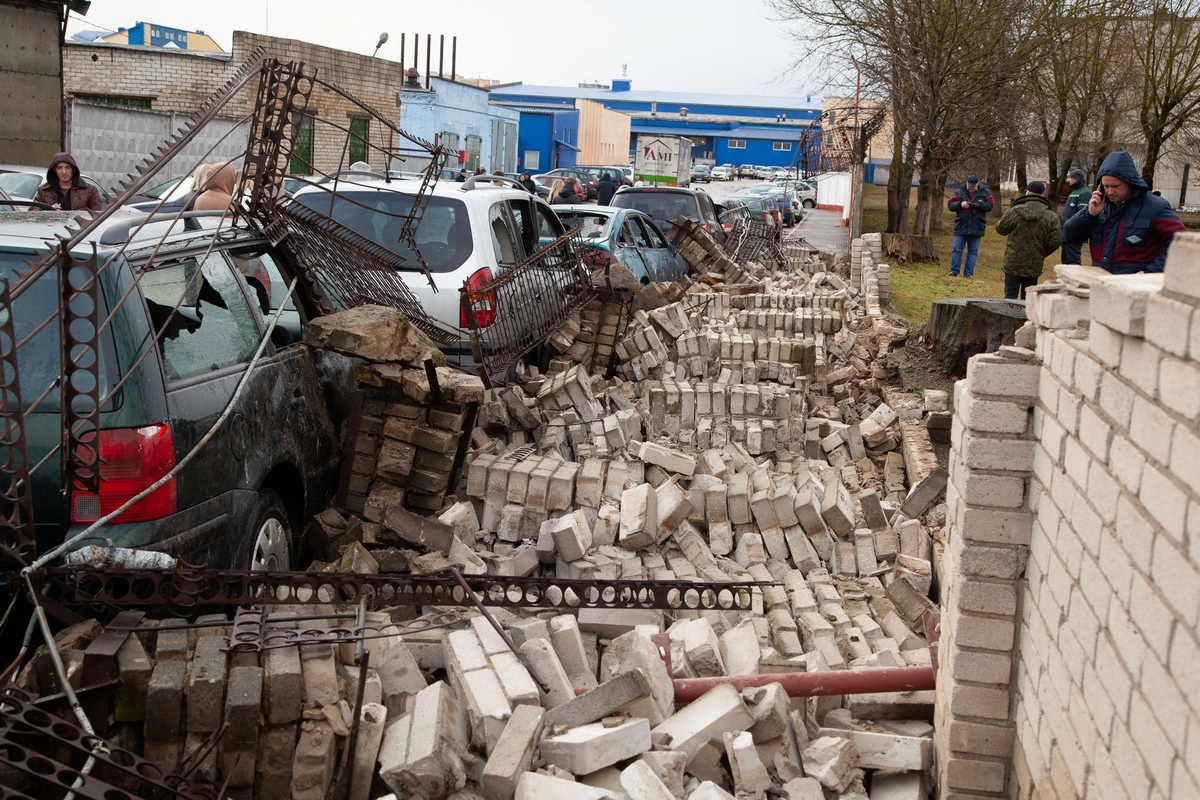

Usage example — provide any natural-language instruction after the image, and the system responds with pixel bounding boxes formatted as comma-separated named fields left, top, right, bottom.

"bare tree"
left=1135, top=1, right=1200, bottom=187
left=771, top=0, right=1046, bottom=235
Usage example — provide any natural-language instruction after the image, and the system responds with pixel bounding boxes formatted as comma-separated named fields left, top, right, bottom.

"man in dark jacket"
left=33, top=152, right=102, bottom=212
left=996, top=181, right=1062, bottom=300
left=947, top=174, right=994, bottom=277
left=596, top=172, right=617, bottom=205
left=1059, top=168, right=1090, bottom=264
left=1062, top=151, right=1186, bottom=274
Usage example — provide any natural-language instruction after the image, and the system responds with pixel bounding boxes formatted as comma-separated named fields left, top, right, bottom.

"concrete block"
left=720, top=619, right=761, bottom=676
left=619, top=483, right=659, bottom=551
left=551, top=614, right=598, bottom=689
left=801, top=735, right=860, bottom=792
left=378, top=681, right=470, bottom=798
left=348, top=703, right=387, bottom=800
left=482, top=704, right=544, bottom=800
left=541, top=717, right=652, bottom=774
left=604, top=631, right=675, bottom=725
left=651, top=682, right=753, bottom=762
left=820, top=728, right=931, bottom=770
left=724, top=730, right=773, bottom=794
left=620, top=758, right=676, bottom=800
left=291, top=720, right=337, bottom=800
left=548, top=510, right=593, bottom=562
left=518, top=637, right=575, bottom=710
left=515, top=771, right=619, bottom=800
left=545, top=669, right=652, bottom=729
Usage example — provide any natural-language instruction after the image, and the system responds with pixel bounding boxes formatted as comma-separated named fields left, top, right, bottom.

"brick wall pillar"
left=935, top=348, right=1040, bottom=797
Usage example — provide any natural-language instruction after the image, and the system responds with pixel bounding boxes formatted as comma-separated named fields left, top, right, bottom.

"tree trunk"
left=923, top=298, right=1028, bottom=376
left=882, top=233, right=937, bottom=262
left=1142, top=129, right=1165, bottom=190
left=887, top=126, right=913, bottom=233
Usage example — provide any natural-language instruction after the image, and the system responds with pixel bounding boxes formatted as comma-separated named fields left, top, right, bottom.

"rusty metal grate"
left=461, top=228, right=594, bottom=384
left=272, top=202, right=458, bottom=344
left=35, top=567, right=768, bottom=615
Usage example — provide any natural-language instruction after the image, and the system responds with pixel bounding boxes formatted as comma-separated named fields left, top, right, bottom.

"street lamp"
left=372, top=32, right=388, bottom=58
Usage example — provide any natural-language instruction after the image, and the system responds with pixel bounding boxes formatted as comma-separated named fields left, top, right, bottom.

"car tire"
left=240, top=489, right=292, bottom=571
left=803, top=199, right=816, bottom=209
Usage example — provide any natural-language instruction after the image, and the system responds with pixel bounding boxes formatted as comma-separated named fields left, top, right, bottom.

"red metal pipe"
left=672, top=665, right=935, bottom=703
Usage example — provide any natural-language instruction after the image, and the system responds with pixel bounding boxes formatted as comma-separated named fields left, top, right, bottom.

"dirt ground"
left=886, top=337, right=959, bottom=395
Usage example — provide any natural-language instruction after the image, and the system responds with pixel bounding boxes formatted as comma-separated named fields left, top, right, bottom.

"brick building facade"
left=63, top=31, right=410, bottom=176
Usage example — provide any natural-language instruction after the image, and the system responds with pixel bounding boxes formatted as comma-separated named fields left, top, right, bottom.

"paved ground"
left=701, top=178, right=849, bottom=260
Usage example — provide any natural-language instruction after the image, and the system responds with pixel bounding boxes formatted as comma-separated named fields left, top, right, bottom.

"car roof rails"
left=97, top=210, right=231, bottom=246
left=461, top=174, right=526, bottom=192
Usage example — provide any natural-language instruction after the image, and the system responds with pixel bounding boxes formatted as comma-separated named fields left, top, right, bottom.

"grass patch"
left=860, top=184, right=1059, bottom=329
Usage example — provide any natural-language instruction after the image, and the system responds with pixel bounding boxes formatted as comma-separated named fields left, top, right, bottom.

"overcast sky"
left=66, top=0, right=823, bottom=99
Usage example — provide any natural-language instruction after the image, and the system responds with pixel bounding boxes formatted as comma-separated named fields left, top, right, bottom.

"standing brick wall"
left=936, top=235, right=1200, bottom=798
left=63, top=31, right=407, bottom=176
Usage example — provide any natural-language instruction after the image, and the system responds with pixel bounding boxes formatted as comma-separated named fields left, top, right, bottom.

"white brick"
left=1109, top=434, right=1146, bottom=495
left=960, top=433, right=1036, bottom=472
left=1139, top=461, right=1187, bottom=540
left=1130, top=395, right=1175, bottom=465
left=1162, top=230, right=1200, bottom=303
left=966, top=356, right=1041, bottom=398
left=1073, top=351, right=1104, bottom=402
left=1158, top=354, right=1200, bottom=420
left=958, top=394, right=1032, bottom=435
left=1077, top=405, right=1112, bottom=462
left=1170, top=424, right=1200, bottom=494
left=1143, top=293, right=1194, bottom=358
left=1089, top=323, right=1124, bottom=369
left=1090, top=272, right=1162, bottom=336
left=1118, top=337, right=1162, bottom=401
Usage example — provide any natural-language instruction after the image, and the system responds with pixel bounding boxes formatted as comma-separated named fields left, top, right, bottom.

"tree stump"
left=923, top=298, right=1027, bottom=376
left=881, top=233, right=937, bottom=262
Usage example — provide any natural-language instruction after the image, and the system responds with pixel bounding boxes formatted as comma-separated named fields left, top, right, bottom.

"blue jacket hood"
left=1096, top=151, right=1148, bottom=190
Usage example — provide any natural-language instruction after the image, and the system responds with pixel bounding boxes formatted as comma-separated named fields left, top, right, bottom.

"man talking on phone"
left=1062, top=150, right=1185, bottom=274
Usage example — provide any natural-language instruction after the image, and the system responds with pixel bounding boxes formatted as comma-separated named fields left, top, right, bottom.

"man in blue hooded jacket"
left=1062, top=151, right=1186, bottom=274
left=947, top=175, right=994, bottom=277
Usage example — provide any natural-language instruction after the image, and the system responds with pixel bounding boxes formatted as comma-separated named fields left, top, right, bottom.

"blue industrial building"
left=496, top=106, right=581, bottom=174
left=489, top=79, right=823, bottom=170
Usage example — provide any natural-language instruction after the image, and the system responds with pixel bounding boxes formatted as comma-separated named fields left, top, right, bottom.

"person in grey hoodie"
left=1062, top=151, right=1185, bottom=274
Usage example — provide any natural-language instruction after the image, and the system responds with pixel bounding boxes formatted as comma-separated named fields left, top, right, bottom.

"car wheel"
left=241, top=489, right=292, bottom=571
left=803, top=199, right=816, bottom=209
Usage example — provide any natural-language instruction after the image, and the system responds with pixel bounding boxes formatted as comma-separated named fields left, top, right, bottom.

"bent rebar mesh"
left=460, top=228, right=595, bottom=381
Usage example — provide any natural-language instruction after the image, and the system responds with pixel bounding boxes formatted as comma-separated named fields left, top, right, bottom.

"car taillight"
left=583, top=247, right=617, bottom=268
left=70, top=424, right=178, bottom=524
left=460, top=267, right=496, bottom=328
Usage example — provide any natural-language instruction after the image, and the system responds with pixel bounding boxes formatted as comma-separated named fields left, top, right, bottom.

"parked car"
left=724, top=192, right=783, bottom=239
left=544, top=168, right=599, bottom=200
left=610, top=185, right=724, bottom=242
left=710, top=166, right=733, bottom=181
left=0, top=209, right=352, bottom=571
left=291, top=173, right=579, bottom=370
left=753, top=166, right=775, bottom=179
left=0, top=164, right=113, bottom=206
left=576, top=165, right=629, bottom=188
left=745, top=183, right=797, bottom=226
left=738, top=164, right=755, bottom=180
left=554, top=205, right=688, bottom=283
left=607, top=165, right=635, bottom=186
left=690, top=165, right=712, bottom=183
left=504, top=172, right=551, bottom=198
left=778, top=178, right=818, bottom=208
left=717, top=195, right=779, bottom=236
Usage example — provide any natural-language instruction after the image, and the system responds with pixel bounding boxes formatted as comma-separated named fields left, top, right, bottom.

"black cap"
left=966, top=174, right=979, bottom=184
left=1027, top=181, right=1046, bottom=195
left=1068, top=168, right=1085, bottom=183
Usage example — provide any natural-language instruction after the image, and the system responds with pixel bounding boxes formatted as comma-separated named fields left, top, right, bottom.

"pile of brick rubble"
left=15, top=228, right=956, bottom=800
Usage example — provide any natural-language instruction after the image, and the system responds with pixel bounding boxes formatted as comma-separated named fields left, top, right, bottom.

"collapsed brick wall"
left=936, top=235, right=1200, bottom=798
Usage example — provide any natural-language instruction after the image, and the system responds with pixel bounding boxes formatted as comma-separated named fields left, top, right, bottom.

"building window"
left=465, top=134, right=482, bottom=171
left=290, top=112, right=315, bottom=174
left=524, top=150, right=540, bottom=171
left=728, top=140, right=746, bottom=149
left=440, top=131, right=460, bottom=154
left=348, top=118, right=368, bottom=165
left=773, top=142, right=792, bottom=151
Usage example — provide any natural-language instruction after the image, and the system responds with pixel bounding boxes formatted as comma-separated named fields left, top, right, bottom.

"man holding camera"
left=947, top=174, right=994, bottom=278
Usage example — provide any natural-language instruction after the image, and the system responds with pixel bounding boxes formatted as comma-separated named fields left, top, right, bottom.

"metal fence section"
left=461, top=228, right=594, bottom=383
